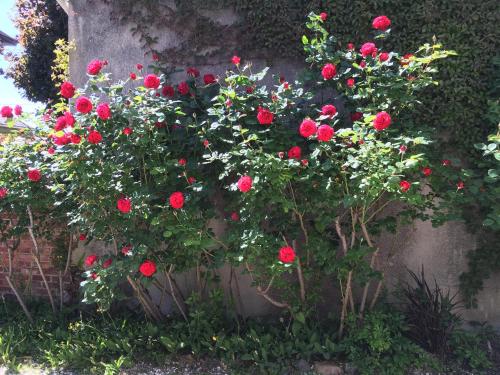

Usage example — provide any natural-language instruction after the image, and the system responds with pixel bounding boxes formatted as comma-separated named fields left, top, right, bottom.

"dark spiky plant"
left=400, top=267, right=461, bottom=360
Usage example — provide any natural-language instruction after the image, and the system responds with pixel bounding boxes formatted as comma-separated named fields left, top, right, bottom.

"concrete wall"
left=64, top=0, right=500, bottom=325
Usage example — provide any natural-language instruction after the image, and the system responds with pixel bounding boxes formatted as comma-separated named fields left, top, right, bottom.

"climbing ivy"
left=108, top=0, right=499, bottom=157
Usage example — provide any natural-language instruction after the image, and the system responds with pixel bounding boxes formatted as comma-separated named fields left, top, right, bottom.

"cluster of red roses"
left=61, top=58, right=224, bottom=279
left=0, top=167, right=41, bottom=200
left=84, top=249, right=156, bottom=279
left=226, top=13, right=463, bottom=265
left=0, top=104, right=22, bottom=119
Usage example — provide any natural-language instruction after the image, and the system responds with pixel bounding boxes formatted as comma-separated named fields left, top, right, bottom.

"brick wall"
left=0, top=230, right=71, bottom=300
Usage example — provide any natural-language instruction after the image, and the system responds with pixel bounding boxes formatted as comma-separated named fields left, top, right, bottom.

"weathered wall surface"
left=64, top=0, right=500, bottom=325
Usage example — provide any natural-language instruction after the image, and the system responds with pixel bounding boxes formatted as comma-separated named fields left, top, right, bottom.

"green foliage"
left=5, top=0, right=67, bottom=103
left=340, top=309, right=436, bottom=375
left=0, top=297, right=495, bottom=374
left=460, top=242, right=500, bottom=308
left=51, top=39, right=75, bottom=89
left=457, top=68, right=500, bottom=306
left=449, top=328, right=494, bottom=372
left=0, top=129, right=68, bottom=243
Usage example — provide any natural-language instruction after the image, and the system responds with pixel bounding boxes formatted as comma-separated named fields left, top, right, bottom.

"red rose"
left=399, top=145, right=407, bottom=153
left=288, top=146, right=302, bottom=160
left=203, top=74, right=216, bottom=85
left=278, top=152, right=285, bottom=158
left=47, top=147, right=55, bottom=155
left=79, top=234, right=86, bottom=241
left=1, top=106, right=13, bottom=118
left=246, top=86, right=254, bottom=94
left=76, top=97, right=93, bottom=114
left=278, top=246, right=296, bottom=263
left=321, top=63, right=337, bottom=80
left=321, top=104, right=337, bottom=118
left=152, top=53, right=160, bottom=61
left=85, top=254, right=98, bottom=267
left=346, top=78, right=355, bottom=88
left=373, top=111, right=392, bottom=131
left=359, top=61, right=367, bottom=69
left=177, top=81, right=190, bottom=95
left=136, top=63, right=143, bottom=70
left=379, top=52, right=389, bottom=62
left=96, top=103, right=111, bottom=120
left=162, top=85, right=175, bottom=97
left=347, top=42, right=355, bottom=50
left=225, top=99, right=233, bottom=107
left=231, top=55, right=241, bottom=65
left=64, top=111, right=75, bottom=126
left=144, top=74, right=160, bottom=89
left=139, top=260, right=156, bottom=277
left=123, top=127, right=133, bottom=135
left=87, top=130, right=103, bottom=144
left=178, top=158, right=187, bottom=166
left=121, top=245, right=132, bottom=255
left=203, top=139, right=209, bottom=148
left=90, top=272, right=99, bottom=280
left=27, top=168, right=41, bottom=182
left=399, top=180, right=411, bottom=192
left=442, top=159, right=451, bottom=167
left=237, top=175, right=252, bottom=193
left=0, top=187, right=8, bottom=199
left=317, top=124, right=334, bottom=142
left=129, top=72, right=137, bottom=80
left=87, top=59, right=104, bottom=75
left=187, top=176, right=196, bottom=184
left=422, top=167, right=432, bottom=176
left=55, top=116, right=67, bottom=131
left=372, top=15, right=391, bottom=31
left=351, top=112, right=363, bottom=122
left=400, top=53, right=414, bottom=66
left=299, top=119, right=317, bottom=138
left=360, top=42, right=377, bottom=57
left=71, top=133, right=81, bottom=144
left=54, top=134, right=71, bottom=146
left=169, top=191, right=185, bottom=209
left=257, top=108, right=274, bottom=125
left=457, top=181, right=464, bottom=190
left=301, top=159, right=309, bottom=166
left=319, top=12, right=327, bottom=21
left=117, top=197, right=131, bottom=213
left=14, top=105, right=22, bottom=116
left=187, top=67, right=200, bottom=77
left=230, top=212, right=240, bottom=221
left=102, top=258, right=113, bottom=269
left=60, top=81, right=76, bottom=98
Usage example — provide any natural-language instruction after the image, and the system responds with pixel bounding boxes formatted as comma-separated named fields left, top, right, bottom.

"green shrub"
left=449, top=327, right=494, bottom=372
left=340, top=309, right=438, bottom=375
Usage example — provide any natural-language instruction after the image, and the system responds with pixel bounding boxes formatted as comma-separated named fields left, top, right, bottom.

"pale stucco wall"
left=64, top=0, right=500, bottom=325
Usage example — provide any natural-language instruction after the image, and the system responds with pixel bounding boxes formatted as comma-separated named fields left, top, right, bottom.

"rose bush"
left=0, top=11, right=460, bottom=333
left=0, top=124, right=73, bottom=319
left=201, top=13, right=454, bottom=333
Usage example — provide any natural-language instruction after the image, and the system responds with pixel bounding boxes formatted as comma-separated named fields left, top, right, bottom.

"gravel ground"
left=0, top=360, right=231, bottom=375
